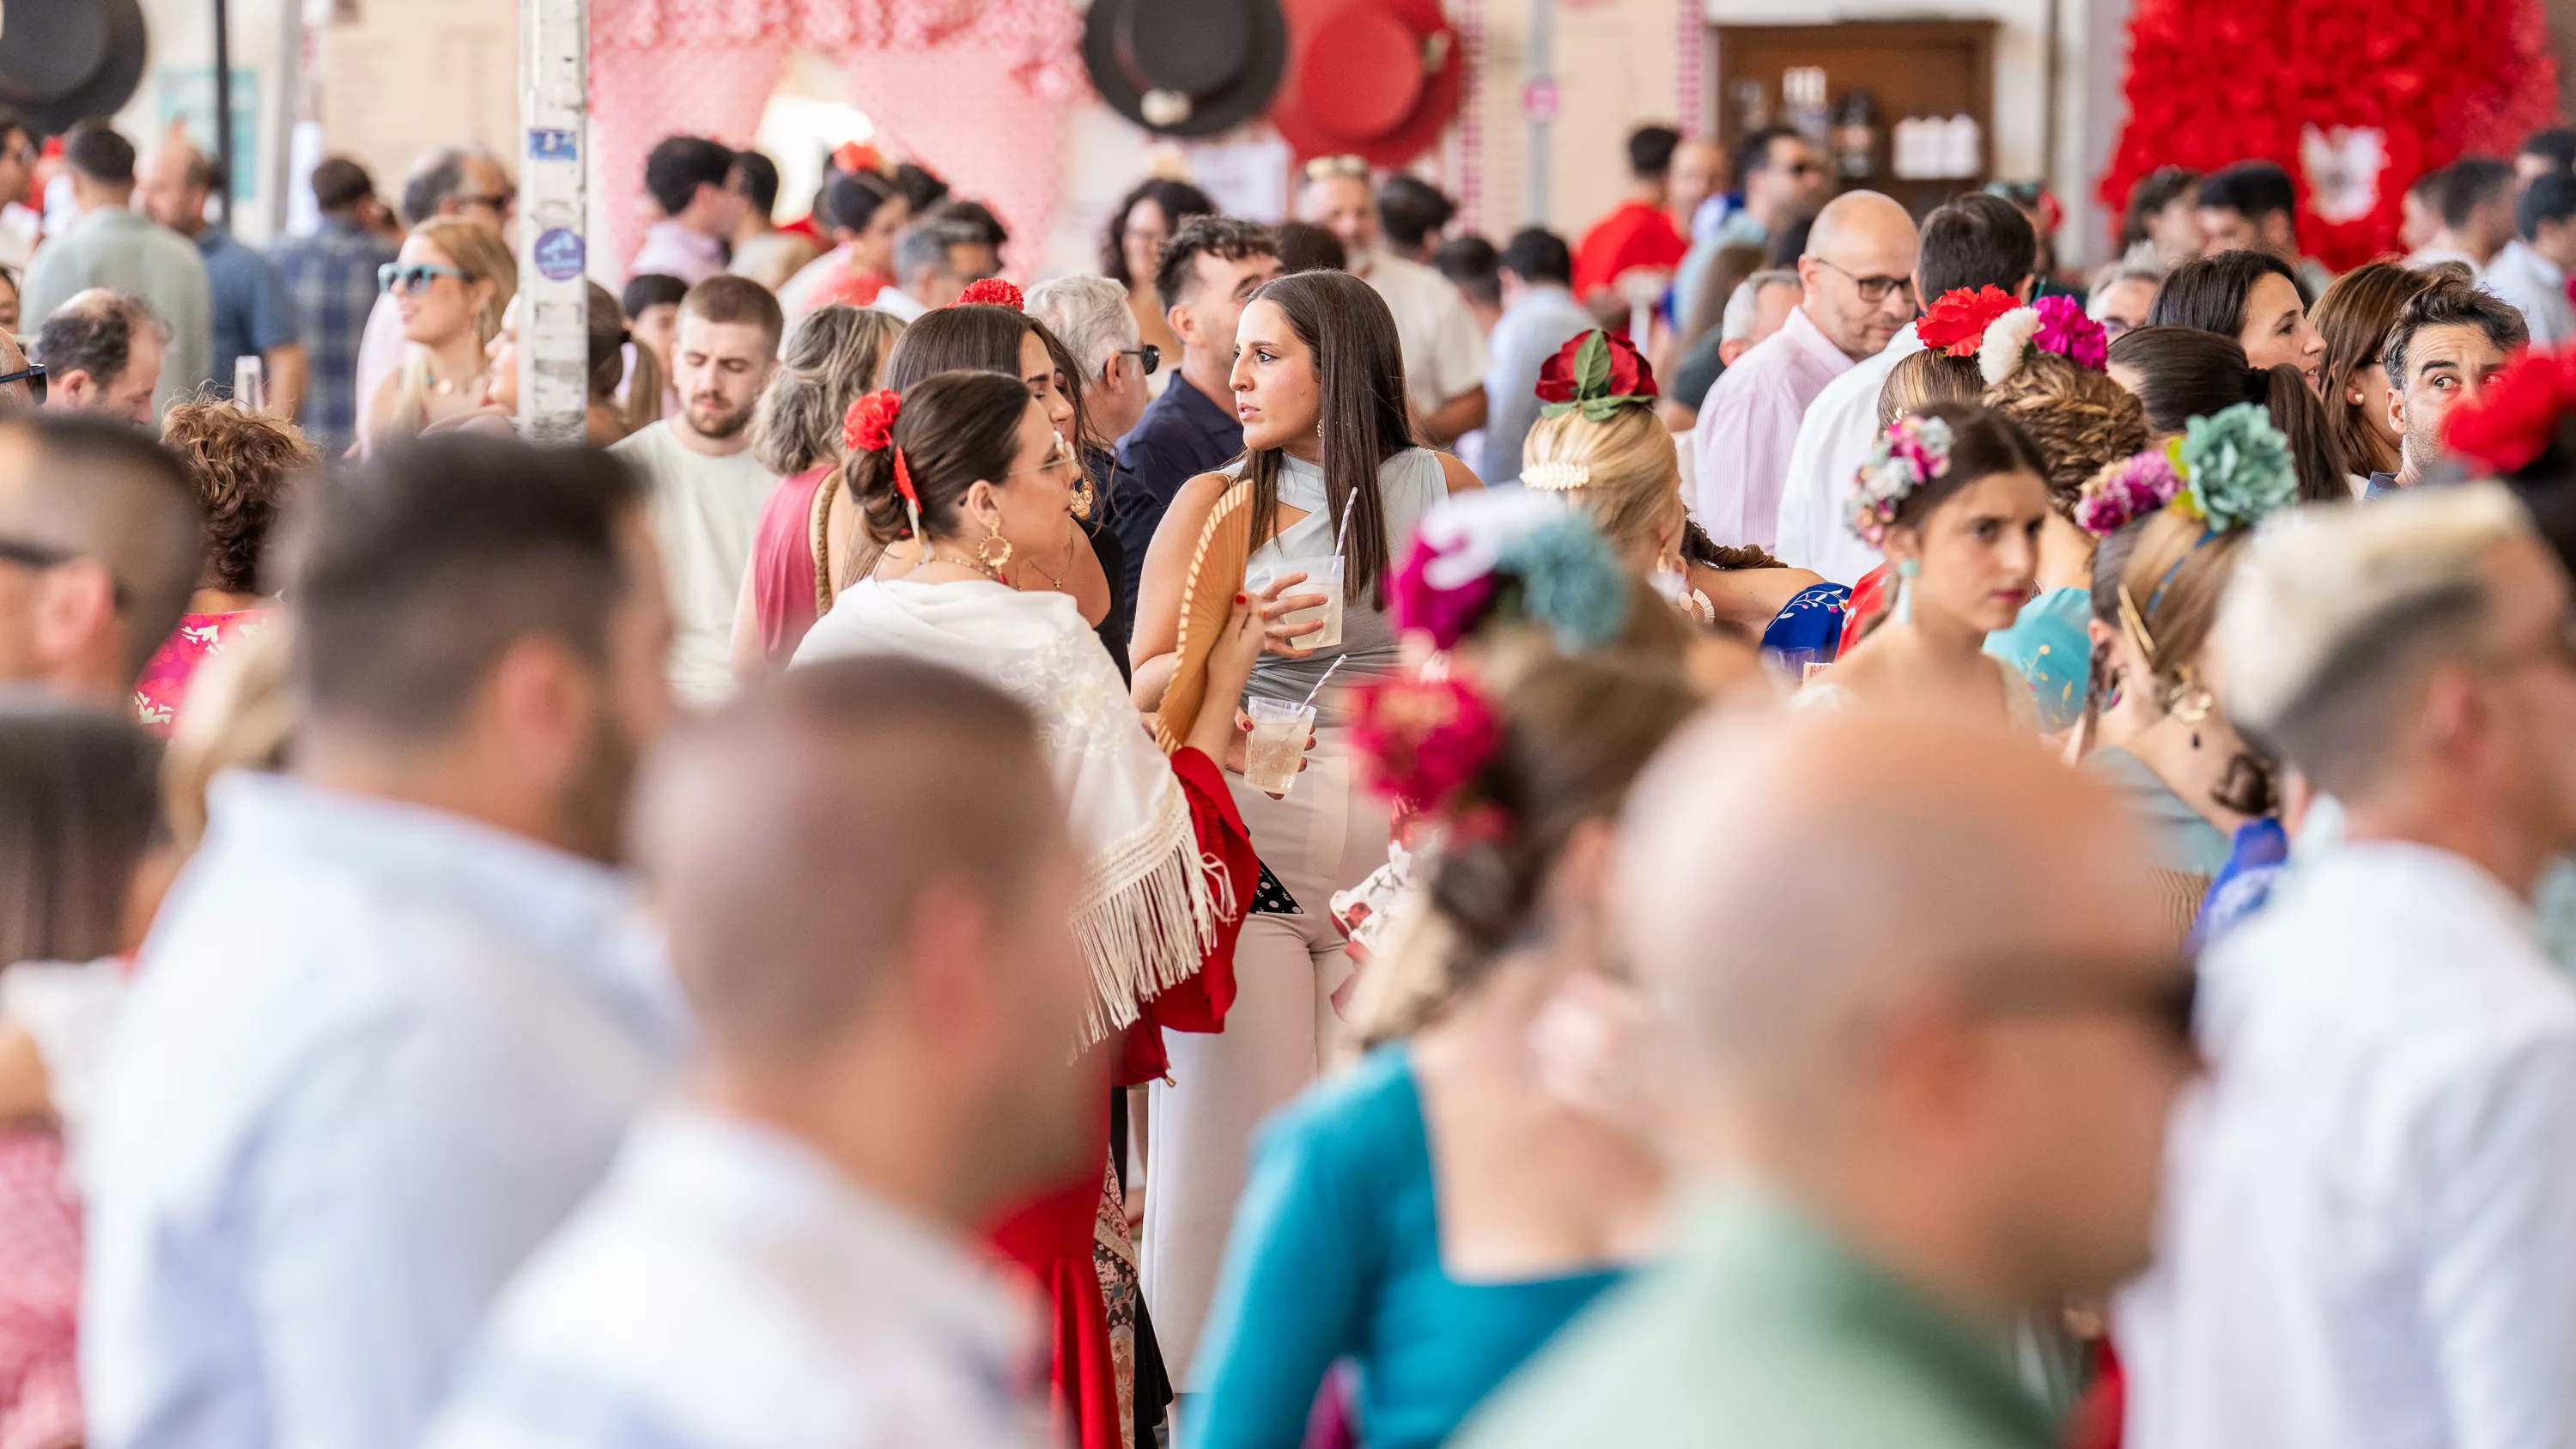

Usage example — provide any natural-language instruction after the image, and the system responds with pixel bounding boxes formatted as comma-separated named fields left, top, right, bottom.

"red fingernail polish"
left=1236, top=594, right=1247, bottom=604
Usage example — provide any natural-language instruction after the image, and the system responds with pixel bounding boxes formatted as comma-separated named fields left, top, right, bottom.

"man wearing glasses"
left=1674, top=126, right=1831, bottom=328
left=0, top=411, right=201, bottom=705
left=21, top=122, right=212, bottom=422
left=1686, top=190, right=1917, bottom=551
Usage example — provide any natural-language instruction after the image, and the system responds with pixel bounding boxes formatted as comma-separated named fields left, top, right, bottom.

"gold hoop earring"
left=975, top=521, right=1014, bottom=578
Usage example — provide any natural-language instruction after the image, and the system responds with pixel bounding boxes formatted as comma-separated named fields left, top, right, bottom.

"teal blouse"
left=1985, top=586, right=2091, bottom=734
left=1186, top=1047, right=1625, bottom=1449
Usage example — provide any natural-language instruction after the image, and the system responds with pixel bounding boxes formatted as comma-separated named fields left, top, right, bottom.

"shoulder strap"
left=1153, top=479, right=1255, bottom=752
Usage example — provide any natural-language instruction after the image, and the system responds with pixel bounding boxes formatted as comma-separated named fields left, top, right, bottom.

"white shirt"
left=2404, top=242, right=2484, bottom=275
left=873, top=285, right=930, bottom=323
left=1688, top=303, right=1855, bottom=551
left=424, top=1105, right=1043, bottom=1449
left=611, top=420, right=781, bottom=705
left=2484, top=239, right=2574, bottom=347
left=1774, top=322, right=1923, bottom=583
left=628, top=220, right=726, bottom=286
left=83, top=772, right=687, bottom=1449
left=2118, top=842, right=2576, bottom=1449
left=1357, top=249, right=1492, bottom=420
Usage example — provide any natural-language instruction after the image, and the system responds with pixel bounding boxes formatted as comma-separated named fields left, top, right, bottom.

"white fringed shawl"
left=793, top=577, right=1219, bottom=1044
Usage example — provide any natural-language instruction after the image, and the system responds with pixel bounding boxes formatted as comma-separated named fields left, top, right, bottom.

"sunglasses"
left=379, top=262, right=470, bottom=295
left=1975, top=953, right=2201, bottom=1054
left=0, top=362, right=44, bottom=404
left=457, top=188, right=516, bottom=215
left=1302, top=154, right=1370, bottom=181
left=0, top=534, right=125, bottom=606
left=1119, top=344, right=1160, bottom=378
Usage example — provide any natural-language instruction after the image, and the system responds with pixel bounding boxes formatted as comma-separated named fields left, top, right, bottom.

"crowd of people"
left=9, top=95, right=2576, bottom=1449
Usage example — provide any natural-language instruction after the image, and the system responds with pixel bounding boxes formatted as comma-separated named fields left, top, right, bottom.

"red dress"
left=744, top=466, right=832, bottom=665
left=133, top=610, right=263, bottom=737
left=983, top=745, right=1254, bottom=1449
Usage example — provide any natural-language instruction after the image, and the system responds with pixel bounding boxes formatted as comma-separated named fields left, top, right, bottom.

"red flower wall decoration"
left=2098, top=0, right=2558, bottom=271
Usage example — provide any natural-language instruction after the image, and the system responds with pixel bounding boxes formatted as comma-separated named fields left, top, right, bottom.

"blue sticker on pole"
left=533, top=228, right=586, bottom=281
left=528, top=127, right=579, bottom=162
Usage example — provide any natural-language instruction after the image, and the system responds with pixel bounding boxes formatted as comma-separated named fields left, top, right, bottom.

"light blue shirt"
left=82, top=771, right=689, bottom=1449
left=1478, top=284, right=1599, bottom=487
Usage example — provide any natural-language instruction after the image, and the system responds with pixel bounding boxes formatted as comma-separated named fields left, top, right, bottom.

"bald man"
left=1688, top=190, right=1918, bottom=551
left=137, top=137, right=307, bottom=417
left=0, top=411, right=201, bottom=703
left=428, top=656, right=1087, bottom=1449
left=1465, top=710, right=2194, bottom=1449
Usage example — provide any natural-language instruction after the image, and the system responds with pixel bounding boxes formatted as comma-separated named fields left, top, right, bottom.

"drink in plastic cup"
left=1261, top=557, right=1345, bottom=651
left=1242, top=697, right=1315, bottom=795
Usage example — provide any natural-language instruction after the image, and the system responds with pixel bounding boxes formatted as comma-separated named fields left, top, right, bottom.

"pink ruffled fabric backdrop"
left=590, top=0, right=1086, bottom=282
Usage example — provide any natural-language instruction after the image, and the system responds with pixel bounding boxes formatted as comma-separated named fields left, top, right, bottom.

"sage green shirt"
left=1455, top=1191, right=2059, bottom=1449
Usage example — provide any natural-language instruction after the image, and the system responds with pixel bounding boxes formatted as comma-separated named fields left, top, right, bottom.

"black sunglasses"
left=1119, top=344, right=1160, bottom=378
left=0, top=362, right=44, bottom=404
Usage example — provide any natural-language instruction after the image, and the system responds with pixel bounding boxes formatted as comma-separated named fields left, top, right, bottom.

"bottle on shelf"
left=1832, top=88, right=1879, bottom=180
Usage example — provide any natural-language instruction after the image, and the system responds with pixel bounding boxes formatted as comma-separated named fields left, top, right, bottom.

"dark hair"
left=621, top=272, right=690, bottom=320
left=309, top=156, right=374, bottom=214
left=2383, top=277, right=2530, bottom=386
left=1627, top=125, right=1682, bottom=180
left=0, top=414, right=201, bottom=680
left=2119, top=166, right=2199, bottom=250
left=1499, top=227, right=1573, bottom=288
left=284, top=435, right=644, bottom=740
left=62, top=121, right=134, bottom=186
left=2196, top=160, right=2298, bottom=228
left=1884, top=402, right=2050, bottom=531
left=1680, top=240, right=1771, bottom=350
left=2148, top=249, right=2299, bottom=338
left=1362, top=652, right=1699, bottom=1044
left=34, top=291, right=162, bottom=392
left=728, top=149, right=780, bottom=217
left=1982, top=354, right=2149, bottom=514
left=841, top=369, right=1033, bottom=546
left=893, top=161, right=950, bottom=215
left=2523, top=127, right=2576, bottom=175
left=586, top=280, right=655, bottom=417
left=823, top=171, right=900, bottom=238
left=1432, top=234, right=1500, bottom=309
left=1274, top=221, right=1348, bottom=275
left=1376, top=175, right=1458, bottom=253
left=1156, top=216, right=1279, bottom=311
left=678, top=274, right=785, bottom=352
left=1917, top=193, right=2039, bottom=301
left=934, top=198, right=1008, bottom=249
left=2408, top=164, right=2449, bottom=203
left=1732, top=125, right=1801, bottom=186
left=1765, top=216, right=1812, bottom=270
left=2435, top=156, right=2514, bottom=229
left=0, top=107, right=31, bottom=158
left=644, top=135, right=735, bottom=218
left=159, top=401, right=317, bottom=595
left=1242, top=270, right=1413, bottom=607
left=2119, top=509, right=2277, bottom=814
left=2107, top=325, right=2348, bottom=502
left=401, top=148, right=477, bottom=228
left=2312, top=262, right=2440, bottom=476
left=882, top=302, right=1090, bottom=469
left=1100, top=179, right=1217, bottom=286
left=0, top=699, right=162, bottom=967
left=2520, top=173, right=2576, bottom=240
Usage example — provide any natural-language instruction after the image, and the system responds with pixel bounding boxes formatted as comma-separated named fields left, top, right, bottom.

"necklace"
left=1020, top=543, right=1073, bottom=591
left=428, top=366, right=488, bottom=398
left=921, top=549, right=1001, bottom=582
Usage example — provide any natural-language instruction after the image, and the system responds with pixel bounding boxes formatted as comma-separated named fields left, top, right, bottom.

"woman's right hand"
left=1253, top=570, right=1327, bottom=660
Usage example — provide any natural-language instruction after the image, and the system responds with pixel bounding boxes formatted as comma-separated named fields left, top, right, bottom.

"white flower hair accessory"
left=1521, top=460, right=1592, bottom=490
left=1978, top=307, right=2044, bottom=386
left=1846, top=414, right=1955, bottom=546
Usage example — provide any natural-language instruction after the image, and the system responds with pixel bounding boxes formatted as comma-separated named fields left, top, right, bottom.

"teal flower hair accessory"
left=1394, top=490, right=1631, bottom=652
left=2172, top=401, right=2295, bottom=533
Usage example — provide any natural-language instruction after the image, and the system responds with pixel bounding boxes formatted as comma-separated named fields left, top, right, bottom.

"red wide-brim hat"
left=1267, top=0, right=1463, bottom=168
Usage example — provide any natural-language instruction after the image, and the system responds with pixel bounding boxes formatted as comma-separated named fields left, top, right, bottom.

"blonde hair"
left=409, top=220, right=516, bottom=346
left=1982, top=353, right=2148, bottom=515
left=1876, top=348, right=1985, bottom=427
left=1522, top=405, right=1683, bottom=559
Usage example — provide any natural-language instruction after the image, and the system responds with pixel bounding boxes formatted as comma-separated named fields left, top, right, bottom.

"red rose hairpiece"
left=1352, top=674, right=1502, bottom=817
left=1534, top=329, right=1659, bottom=423
left=841, top=390, right=922, bottom=538
left=2444, top=344, right=2576, bottom=477
left=1916, top=285, right=2021, bottom=357
left=956, top=277, right=1025, bottom=311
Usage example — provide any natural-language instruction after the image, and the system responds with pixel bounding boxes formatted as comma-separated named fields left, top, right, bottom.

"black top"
left=1108, top=373, right=1245, bottom=608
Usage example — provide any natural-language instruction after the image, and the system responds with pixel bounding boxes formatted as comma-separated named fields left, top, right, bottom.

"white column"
left=518, top=0, right=589, bottom=443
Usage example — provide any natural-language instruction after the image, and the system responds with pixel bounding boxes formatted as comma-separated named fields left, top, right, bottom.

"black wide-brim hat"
left=0, top=0, right=148, bottom=134
left=1085, top=0, right=1289, bottom=139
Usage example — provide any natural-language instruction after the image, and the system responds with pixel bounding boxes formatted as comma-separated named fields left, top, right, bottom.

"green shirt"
left=1455, top=1191, right=2059, bottom=1449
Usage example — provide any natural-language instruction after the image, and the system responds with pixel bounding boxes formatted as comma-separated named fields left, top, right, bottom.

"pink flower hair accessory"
left=2075, top=446, right=2185, bottom=537
left=1352, top=674, right=1503, bottom=816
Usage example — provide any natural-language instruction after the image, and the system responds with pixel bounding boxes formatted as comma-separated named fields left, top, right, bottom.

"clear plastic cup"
left=1242, top=697, right=1315, bottom=795
left=1260, top=557, right=1345, bottom=651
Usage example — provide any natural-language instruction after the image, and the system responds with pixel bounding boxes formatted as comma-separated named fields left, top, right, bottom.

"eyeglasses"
left=1813, top=256, right=1918, bottom=306
left=1118, top=344, right=1160, bottom=378
left=380, top=262, right=471, bottom=295
left=1012, top=434, right=1084, bottom=480
left=0, top=534, right=126, bottom=607
left=0, top=362, right=46, bottom=404
left=1302, top=155, right=1370, bottom=182
left=1974, top=953, right=2202, bottom=1055
left=457, top=188, right=516, bottom=215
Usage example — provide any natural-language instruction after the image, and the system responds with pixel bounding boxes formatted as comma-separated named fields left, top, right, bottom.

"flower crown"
left=2443, top=344, right=2576, bottom=477
left=1917, top=287, right=2108, bottom=387
left=1391, top=490, right=1631, bottom=652
left=841, top=389, right=922, bottom=538
left=1846, top=414, right=1953, bottom=547
left=1534, top=329, right=1658, bottom=426
left=2076, top=401, right=2295, bottom=539
left=1352, top=673, right=1503, bottom=819
left=956, top=277, right=1024, bottom=310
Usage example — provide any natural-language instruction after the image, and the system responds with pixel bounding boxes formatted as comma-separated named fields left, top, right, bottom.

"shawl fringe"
left=1069, top=775, right=1224, bottom=1047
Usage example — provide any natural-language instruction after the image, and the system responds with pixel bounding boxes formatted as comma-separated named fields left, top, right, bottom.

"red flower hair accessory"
left=2444, top=344, right=2576, bottom=476
left=1916, top=285, right=2021, bottom=357
left=1352, top=674, right=1502, bottom=816
left=956, top=277, right=1025, bottom=310
left=1534, top=329, right=1659, bottom=422
left=842, top=390, right=901, bottom=455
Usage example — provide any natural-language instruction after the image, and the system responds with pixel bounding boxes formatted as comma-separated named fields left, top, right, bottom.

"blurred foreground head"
left=1619, top=709, right=2192, bottom=1314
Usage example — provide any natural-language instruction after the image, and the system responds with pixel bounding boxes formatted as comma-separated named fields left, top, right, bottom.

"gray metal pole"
left=1527, top=0, right=1552, bottom=227
left=519, top=0, right=589, bottom=443
left=211, top=0, right=234, bottom=228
